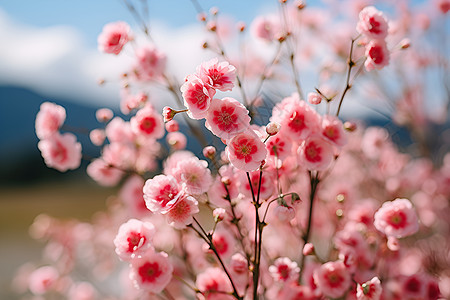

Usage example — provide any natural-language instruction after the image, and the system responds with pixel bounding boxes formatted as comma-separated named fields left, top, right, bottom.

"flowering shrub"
left=15, top=1, right=450, bottom=299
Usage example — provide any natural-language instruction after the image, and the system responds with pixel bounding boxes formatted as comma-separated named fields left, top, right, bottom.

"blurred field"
left=0, top=179, right=116, bottom=299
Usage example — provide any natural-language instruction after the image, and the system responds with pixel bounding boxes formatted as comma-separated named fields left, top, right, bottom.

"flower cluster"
left=19, top=1, right=450, bottom=300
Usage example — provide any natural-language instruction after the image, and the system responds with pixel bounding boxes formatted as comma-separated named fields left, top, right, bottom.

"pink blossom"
left=133, top=45, right=167, bottom=80
left=314, top=261, right=351, bottom=299
left=89, top=128, right=106, bottom=146
left=364, top=40, right=390, bottom=72
left=165, top=194, right=199, bottom=229
left=166, top=131, right=187, bottom=150
left=114, top=219, right=155, bottom=261
left=266, top=130, right=293, bottom=162
left=321, top=115, right=347, bottom=148
left=266, top=122, right=281, bottom=136
left=374, top=198, right=419, bottom=238
left=208, top=165, right=240, bottom=207
left=196, top=58, right=236, bottom=91
left=437, top=0, right=450, bottom=13
left=269, top=257, right=300, bottom=283
left=68, top=282, right=97, bottom=300
left=95, top=108, right=113, bottom=123
left=356, top=6, right=389, bottom=40
left=162, top=106, right=176, bottom=122
left=129, top=249, right=173, bottom=293
left=86, top=158, right=124, bottom=187
left=120, top=92, right=148, bottom=115
left=227, top=129, right=267, bottom=172
left=105, top=117, right=135, bottom=144
left=130, top=105, right=164, bottom=139
left=102, top=142, right=137, bottom=170
left=171, top=156, right=213, bottom=195
left=97, top=21, right=130, bottom=55
left=270, top=94, right=321, bottom=140
left=239, top=169, right=275, bottom=200
left=307, top=92, right=322, bottom=105
left=205, top=97, right=250, bottom=139
left=203, top=145, right=217, bottom=159
left=303, top=243, right=315, bottom=256
left=143, top=175, right=183, bottom=214
left=28, top=266, right=59, bottom=295
left=356, top=277, right=382, bottom=300
left=251, top=16, right=281, bottom=41
left=35, top=102, right=66, bottom=139
left=165, top=120, right=179, bottom=132
left=37, top=132, right=82, bottom=172
left=120, top=175, right=150, bottom=218
left=298, top=136, right=334, bottom=171
left=211, top=229, right=235, bottom=259
left=181, top=75, right=216, bottom=119
left=196, top=268, right=233, bottom=300
left=274, top=205, right=296, bottom=221
left=213, top=208, right=227, bottom=222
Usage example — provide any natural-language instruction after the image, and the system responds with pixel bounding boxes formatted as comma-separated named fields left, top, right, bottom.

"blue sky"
left=1, top=0, right=278, bottom=47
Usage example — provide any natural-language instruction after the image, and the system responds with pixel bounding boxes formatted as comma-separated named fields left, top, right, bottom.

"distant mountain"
left=2, top=85, right=447, bottom=185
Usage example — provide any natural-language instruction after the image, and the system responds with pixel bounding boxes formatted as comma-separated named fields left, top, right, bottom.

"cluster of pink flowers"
left=356, top=6, right=391, bottom=72
left=22, top=1, right=450, bottom=300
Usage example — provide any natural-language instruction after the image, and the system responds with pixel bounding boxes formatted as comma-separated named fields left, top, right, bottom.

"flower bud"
left=400, top=38, right=411, bottom=49
left=344, top=121, right=357, bottom=132
left=96, top=108, right=113, bottom=123
left=308, top=92, right=322, bottom=105
left=203, top=146, right=216, bottom=159
left=213, top=208, right=226, bottom=222
left=163, top=106, right=176, bottom=122
left=165, top=120, right=179, bottom=132
left=302, top=243, right=315, bottom=256
left=266, top=122, right=281, bottom=136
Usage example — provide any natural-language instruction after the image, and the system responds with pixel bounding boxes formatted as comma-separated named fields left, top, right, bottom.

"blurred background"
left=0, top=0, right=447, bottom=299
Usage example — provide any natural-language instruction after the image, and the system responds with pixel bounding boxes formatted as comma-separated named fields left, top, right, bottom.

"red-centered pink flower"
left=196, top=58, right=236, bottom=91
left=211, top=229, right=235, bottom=259
left=86, top=159, right=124, bottom=187
left=171, top=156, right=213, bottom=195
left=35, top=102, right=66, bottom=139
left=374, top=198, right=419, bottom=238
left=165, top=194, right=199, bottom=229
left=114, top=219, right=155, bottom=261
left=129, top=249, right=173, bottom=293
left=314, top=261, right=351, bottom=299
left=298, top=136, right=334, bottom=171
left=364, top=40, right=390, bottom=72
left=356, top=6, right=389, bottom=40
left=97, top=21, right=131, bottom=55
left=321, top=115, right=347, bottom=148
left=271, top=94, right=321, bottom=140
left=266, top=130, right=292, bottom=162
left=143, top=175, right=183, bottom=214
left=356, top=277, right=382, bottom=300
left=134, top=45, right=167, bottom=81
left=120, top=175, right=150, bottom=218
left=269, top=257, right=300, bottom=283
left=181, top=75, right=216, bottom=119
left=28, top=266, right=59, bottom=295
left=239, top=169, right=275, bottom=200
left=227, top=130, right=267, bottom=172
left=196, top=268, right=233, bottom=300
left=38, top=132, right=82, bottom=172
left=205, top=97, right=250, bottom=139
left=105, top=117, right=135, bottom=144
left=130, top=105, right=164, bottom=139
